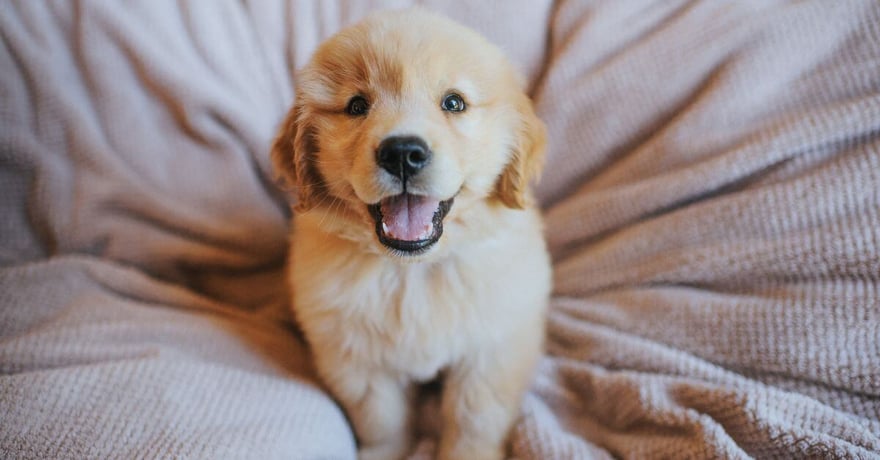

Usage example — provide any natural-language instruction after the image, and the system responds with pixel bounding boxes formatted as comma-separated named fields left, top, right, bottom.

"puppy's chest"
left=306, top=260, right=488, bottom=379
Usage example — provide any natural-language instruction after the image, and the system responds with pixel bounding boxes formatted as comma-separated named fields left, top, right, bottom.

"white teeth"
left=380, top=222, right=432, bottom=240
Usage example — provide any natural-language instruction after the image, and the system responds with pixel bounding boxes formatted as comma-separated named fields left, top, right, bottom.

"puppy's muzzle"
left=377, top=136, right=431, bottom=180
left=369, top=135, right=454, bottom=255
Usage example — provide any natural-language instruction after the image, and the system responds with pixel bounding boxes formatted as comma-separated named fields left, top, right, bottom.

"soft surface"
left=1, top=1, right=878, bottom=458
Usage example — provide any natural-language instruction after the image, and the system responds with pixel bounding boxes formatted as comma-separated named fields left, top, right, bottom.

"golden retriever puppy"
left=272, top=9, right=550, bottom=460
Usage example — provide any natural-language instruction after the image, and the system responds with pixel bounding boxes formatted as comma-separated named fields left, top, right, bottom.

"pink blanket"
left=2, top=1, right=878, bottom=458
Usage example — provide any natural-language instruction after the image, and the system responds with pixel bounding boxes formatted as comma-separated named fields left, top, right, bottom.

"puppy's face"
left=273, top=10, right=545, bottom=260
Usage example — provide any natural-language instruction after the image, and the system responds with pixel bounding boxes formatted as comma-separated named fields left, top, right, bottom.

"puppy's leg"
left=323, top=367, right=413, bottom=460
left=437, top=332, right=542, bottom=460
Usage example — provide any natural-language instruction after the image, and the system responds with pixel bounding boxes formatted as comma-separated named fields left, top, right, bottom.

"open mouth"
left=368, top=194, right=454, bottom=254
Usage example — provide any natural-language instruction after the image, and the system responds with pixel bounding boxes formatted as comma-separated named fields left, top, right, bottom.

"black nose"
left=376, top=136, right=431, bottom=179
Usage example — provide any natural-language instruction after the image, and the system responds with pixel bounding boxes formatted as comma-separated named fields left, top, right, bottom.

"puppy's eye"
left=346, top=96, right=370, bottom=116
left=441, top=93, right=466, bottom=113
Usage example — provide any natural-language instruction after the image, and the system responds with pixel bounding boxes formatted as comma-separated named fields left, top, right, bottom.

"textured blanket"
left=1, top=1, right=878, bottom=458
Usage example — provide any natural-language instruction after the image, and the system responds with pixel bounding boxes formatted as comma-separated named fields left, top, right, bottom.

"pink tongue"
left=381, top=194, right=440, bottom=241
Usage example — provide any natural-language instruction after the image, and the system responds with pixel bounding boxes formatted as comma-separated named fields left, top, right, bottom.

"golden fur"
left=272, top=9, right=551, bottom=460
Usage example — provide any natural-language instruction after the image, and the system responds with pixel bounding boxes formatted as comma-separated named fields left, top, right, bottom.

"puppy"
left=272, top=9, right=551, bottom=460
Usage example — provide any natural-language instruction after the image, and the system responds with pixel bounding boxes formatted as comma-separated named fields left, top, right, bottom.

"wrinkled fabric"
left=1, top=1, right=878, bottom=458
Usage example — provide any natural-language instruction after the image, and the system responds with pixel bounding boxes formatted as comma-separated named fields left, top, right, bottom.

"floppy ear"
left=271, top=103, right=321, bottom=212
left=495, top=95, right=547, bottom=209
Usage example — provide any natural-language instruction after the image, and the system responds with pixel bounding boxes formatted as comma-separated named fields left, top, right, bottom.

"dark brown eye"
left=346, top=96, right=370, bottom=116
left=441, top=93, right=466, bottom=112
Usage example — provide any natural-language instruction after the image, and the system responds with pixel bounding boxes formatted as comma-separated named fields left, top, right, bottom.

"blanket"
left=1, top=1, right=878, bottom=458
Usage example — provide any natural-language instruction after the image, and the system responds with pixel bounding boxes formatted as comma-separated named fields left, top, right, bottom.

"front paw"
left=358, top=439, right=410, bottom=460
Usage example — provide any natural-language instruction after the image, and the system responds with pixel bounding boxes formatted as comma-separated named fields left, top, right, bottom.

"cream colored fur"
left=272, top=9, right=551, bottom=460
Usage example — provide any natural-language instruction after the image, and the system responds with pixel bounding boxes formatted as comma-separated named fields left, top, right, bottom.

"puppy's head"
left=273, top=9, right=545, bottom=260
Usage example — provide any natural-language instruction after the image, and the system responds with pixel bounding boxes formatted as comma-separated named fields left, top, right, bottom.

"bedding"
left=1, top=0, right=878, bottom=458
